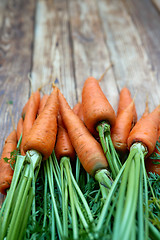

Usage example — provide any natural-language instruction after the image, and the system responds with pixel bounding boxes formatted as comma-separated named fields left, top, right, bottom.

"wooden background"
left=0, top=0, right=160, bottom=203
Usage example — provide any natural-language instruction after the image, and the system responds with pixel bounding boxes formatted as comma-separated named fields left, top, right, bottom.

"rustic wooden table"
left=0, top=0, right=160, bottom=205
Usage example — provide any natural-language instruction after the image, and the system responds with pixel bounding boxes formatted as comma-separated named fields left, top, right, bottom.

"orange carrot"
left=20, top=90, right=40, bottom=155
left=55, top=113, right=75, bottom=161
left=111, top=101, right=135, bottom=153
left=58, top=89, right=108, bottom=176
left=127, top=105, right=160, bottom=157
left=73, top=102, right=81, bottom=115
left=0, top=130, right=17, bottom=195
left=77, top=103, right=84, bottom=122
left=81, top=77, right=122, bottom=178
left=23, top=88, right=59, bottom=160
left=21, top=101, right=29, bottom=120
left=16, top=117, right=23, bottom=142
left=117, top=87, right=137, bottom=124
left=82, top=77, right=116, bottom=136
left=73, top=102, right=84, bottom=122
left=38, top=94, right=49, bottom=115
left=145, top=128, right=160, bottom=175
left=141, top=98, right=149, bottom=118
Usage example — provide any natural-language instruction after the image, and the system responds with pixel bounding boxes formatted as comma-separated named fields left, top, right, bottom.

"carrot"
left=82, top=77, right=116, bottom=136
left=20, top=90, right=40, bottom=155
left=141, top=98, right=149, bottom=118
left=55, top=109, right=94, bottom=239
left=58, top=89, right=108, bottom=177
left=111, top=105, right=160, bottom=240
left=97, top=105, right=160, bottom=240
left=23, top=87, right=59, bottom=160
left=73, top=102, right=84, bottom=122
left=55, top=113, right=75, bottom=161
left=145, top=128, right=160, bottom=175
left=16, top=117, right=23, bottom=142
left=38, top=94, right=49, bottom=115
left=127, top=105, right=160, bottom=157
left=111, top=100, right=135, bottom=153
left=0, top=130, right=17, bottom=195
left=21, top=101, right=29, bottom=120
left=0, top=88, right=58, bottom=240
left=77, top=103, right=84, bottom=122
left=82, top=76, right=121, bottom=178
left=72, top=102, right=81, bottom=115
left=117, top=87, right=137, bottom=124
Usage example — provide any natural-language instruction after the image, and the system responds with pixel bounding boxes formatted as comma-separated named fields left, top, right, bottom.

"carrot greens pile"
left=0, top=79, right=160, bottom=240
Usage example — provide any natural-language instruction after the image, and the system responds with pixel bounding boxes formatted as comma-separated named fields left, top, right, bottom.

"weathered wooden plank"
left=31, top=0, right=76, bottom=107
left=124, top=0, right=160, bottom=76
left=152, top=0, right=160, bottom=11
left=0, top=0, right=36, bottom=202
left=68, top=0, right=119, bottom=110
left=98, top=0, right=160, bottom=118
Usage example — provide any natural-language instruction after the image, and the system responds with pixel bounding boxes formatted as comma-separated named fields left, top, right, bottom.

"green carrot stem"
left=149, top=222, right=160, bottom=240
left=76, top=157, right=81, bottom=183
left=50, top=202, right=55, bottom=240
left=43, top=164, right=48, bottom=229
left=95, top=169, right=112, bottom=188
left=141, top=156, right=149, bottom=240
left=18, top=187, right=34, bottom=240
left=7, top=175, right=32, bottom=240
left=95, top=169, right=112, bottom=200
left=130, top=218, right=136, bottom=240
left=120, top=159, right=136, bottom=235
left=97, top=122, right=122, bottom=178
left=112, top=152, right=134, bottom=240
left=17, top=133, right=22, bottom=151
left=69, top=163, right=94, bottom=223
left=73, top=193, right=89, bottom=230
left=104, top=193, right=118, bottom=229
left=6, top=150, right=42, bottom=239
left=61, top=162, right=68, bottom=238
left=50, top=155, right=62, bottom=193
left=138, top=165, right=144, bottom=240
left=46, top=158, right=63, bottom=237
left=73, top=191, right=94, bottom=240
left=97, top=123, right=116, bottom=178
left=31, top=172, right=36, bottom=240
left=119, top=154, right=140, bottom=240
left=0, top=155, right=25, bottom=239
left=108, top=134, right=122, bottom=169
left=62, top=157, right=78, bottom=239
left=95, top=162, right=126, bottom=233
left=52, top=151, right=61, bottom=180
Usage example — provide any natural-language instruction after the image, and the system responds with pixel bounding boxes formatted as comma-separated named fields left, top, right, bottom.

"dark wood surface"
left=0, top=0, right=160, bottom=203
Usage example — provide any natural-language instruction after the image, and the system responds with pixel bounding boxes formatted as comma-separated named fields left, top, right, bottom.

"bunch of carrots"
left=0, top=76, right=160, bottom=240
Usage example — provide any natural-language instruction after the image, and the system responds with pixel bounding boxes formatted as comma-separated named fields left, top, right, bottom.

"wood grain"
left=152, top=0, right=160, bottom=11
left=31, top=0, right=77, bottom=107
left=98, top=0, right=160, bottom=118
left=0, top=0, right=35, bottom=202
left=68, top=0, right=119, bottom=110
left=124, top=0, right=160, bottom=76
left=0, top=0, right=160, bottom=206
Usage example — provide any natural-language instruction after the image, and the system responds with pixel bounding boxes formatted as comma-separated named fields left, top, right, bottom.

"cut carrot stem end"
left=95, top=169, right=113, bottom=198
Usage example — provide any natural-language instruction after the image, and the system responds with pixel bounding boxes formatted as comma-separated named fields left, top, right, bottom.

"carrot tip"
left=98, top=63, right=113, bottom=82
